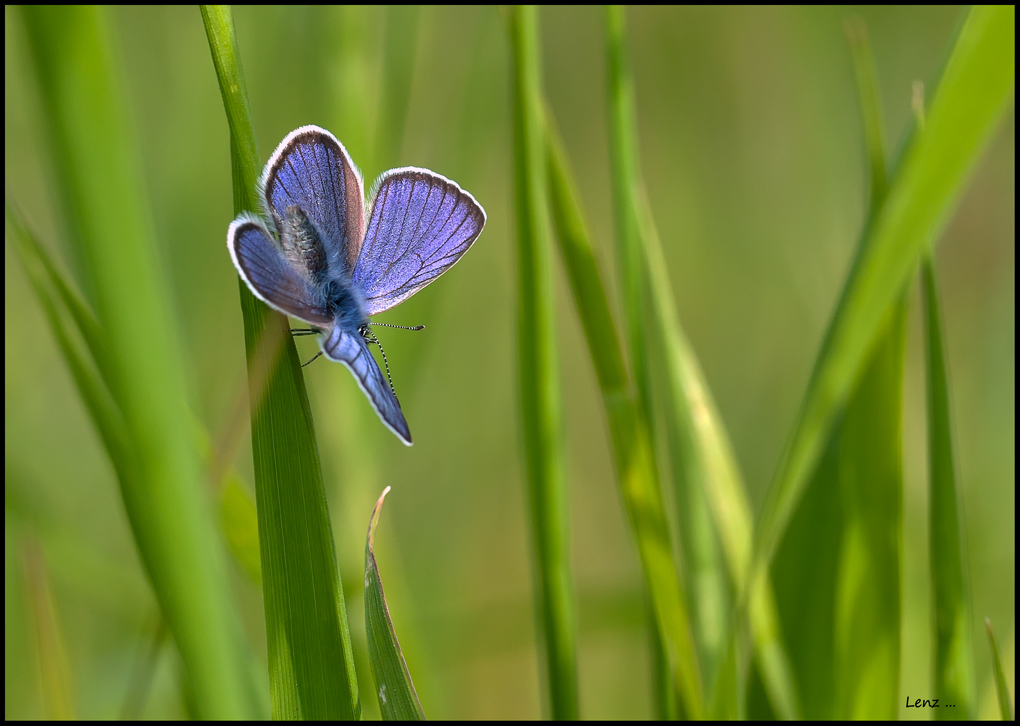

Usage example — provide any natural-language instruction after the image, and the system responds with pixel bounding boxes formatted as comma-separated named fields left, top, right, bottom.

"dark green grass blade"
left=750, top=3, right=1016, bottom=606
left=508, top=6, right=579, bottom=720
left=19, top=7, right=251, bottom=718
left=202, top=6, right=360, bottom=719
left=923, top=257, right=975, bottom=719
left=364, top=488, right=425, bottom=721
left=984, top=619, right=1013, bottom=720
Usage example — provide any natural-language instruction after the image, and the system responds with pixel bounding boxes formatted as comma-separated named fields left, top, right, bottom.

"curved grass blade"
left=508, top=6, right=579, bottom=719
left=984, top=619, right=1014, bottom=720
left=364, top=488, right=425, bottom=721
left=201, top=6, right=360, bottom=719
left=923, top=257, right=975, bottom=719
left=750, top=3, right=1016, bottom=607
left=19, top=7, right=252, bottom=717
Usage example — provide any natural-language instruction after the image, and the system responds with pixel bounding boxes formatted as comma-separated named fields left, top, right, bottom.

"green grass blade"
left=750, top=3, right=1015, bottom=598
left=633, top=189, right=799, bottom=719
left=984, top=619, right=1014, bottom=720
left=364, top=488, right=425, bottom=721
left=846, top=18, right=888, bottom=206
left=923, top=257, right=975, bottom=719
left=19, top=7, right=251, bottom=718
left=201, top=5, right=360, bottom=719
left=6, top=199, right=133, bottom=484
left=605, top=6, right=651, bottom=415
left=546, top=90, right=701, bottom=716
left=508, top=6, right=579, bottom=719
left=829, top=22, right=905, bottom=719
left=832, top=298, right=907, bottom=719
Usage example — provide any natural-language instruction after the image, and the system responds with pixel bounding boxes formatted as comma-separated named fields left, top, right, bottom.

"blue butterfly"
left=227, top=125, right=486, bottom=445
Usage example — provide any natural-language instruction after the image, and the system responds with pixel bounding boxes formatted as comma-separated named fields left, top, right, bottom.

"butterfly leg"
left=301, top=350, right=324, bottom=368
left=290, top=328, right=320, bottom=336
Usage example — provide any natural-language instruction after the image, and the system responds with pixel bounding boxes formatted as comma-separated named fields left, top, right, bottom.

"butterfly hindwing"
left=261, top=125, right=366, bottom=277
left=353, top=168, right=486, bottom=316
left=321, top=326, right=412, bottom=445
left=227, top=214, right=332, bottom=326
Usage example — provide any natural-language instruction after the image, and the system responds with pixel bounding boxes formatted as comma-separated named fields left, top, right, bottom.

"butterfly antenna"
left=362, top=328, right=397, bottom=395
left=369, top=322, right=426, bottom=331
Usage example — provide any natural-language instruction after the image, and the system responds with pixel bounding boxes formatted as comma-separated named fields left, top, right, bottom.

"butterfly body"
left=227, top=126, right=485, bottom=445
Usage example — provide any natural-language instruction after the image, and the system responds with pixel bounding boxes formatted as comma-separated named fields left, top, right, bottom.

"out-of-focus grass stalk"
left=984, top=619, right=1014, bottom=720
left=605, top=5, right=703, bottom=716
left=634, top=189, right=799, bottom=719
left=20, top=6, right=251, bottom=718
left=508, top=6, right=579, bottom=720
left=375, top=5, right=419, bottom=171
left=748, top=3, right=1015, bottom=607
left=364, top=488, right=425, bottom=721
left=922, top=256, right=975, bottom=719
left=202, top=6, right=360, bottom=719
left=831, top=20, right=905, bottom=719
left=21, top=538, right=75, bottom=720
left=6, top=199, right=132, bottom=486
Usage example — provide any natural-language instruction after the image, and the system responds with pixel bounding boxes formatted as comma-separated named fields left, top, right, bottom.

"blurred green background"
left=5, top=5, right=1013, bottom=719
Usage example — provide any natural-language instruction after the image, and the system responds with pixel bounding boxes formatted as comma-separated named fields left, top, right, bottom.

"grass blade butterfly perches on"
left=508, top=5, right=580, bottom=720
left=202, top=6, right=360, bottom=719
left=19, top=6, right=253, bottom=718
left=364, top=488, right=426, bottom=721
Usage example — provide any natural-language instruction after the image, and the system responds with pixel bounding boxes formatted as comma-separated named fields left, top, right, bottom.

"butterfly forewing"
left=353, top=168, right=486, bottom=316
left=261, top=126, right=366, bottom=277
left=322, top=326, right=412, bottom=445
left=228, top=215, right=332, bottom=326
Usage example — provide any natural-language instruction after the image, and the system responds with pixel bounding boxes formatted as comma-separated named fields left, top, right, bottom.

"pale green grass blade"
left=508, top=6, right=579, bottom=719
left=984, top=619, right=1014, bottom=720
left=20, top=7, right=251, bottom=717
left=546, top=80, right=701, bottom=715
left=635, top=189, right=800, bottom=720
left=364, top=488, right=425, bottom=721
left=751, top=3, right=1015, bottom=599
left=923, top=257, right=975, bottom=719
left=202, top=6, right=360, bottom=719
left=830, top=22, right=905, bottom=719
left=546, top=113, right=681, bottom=718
